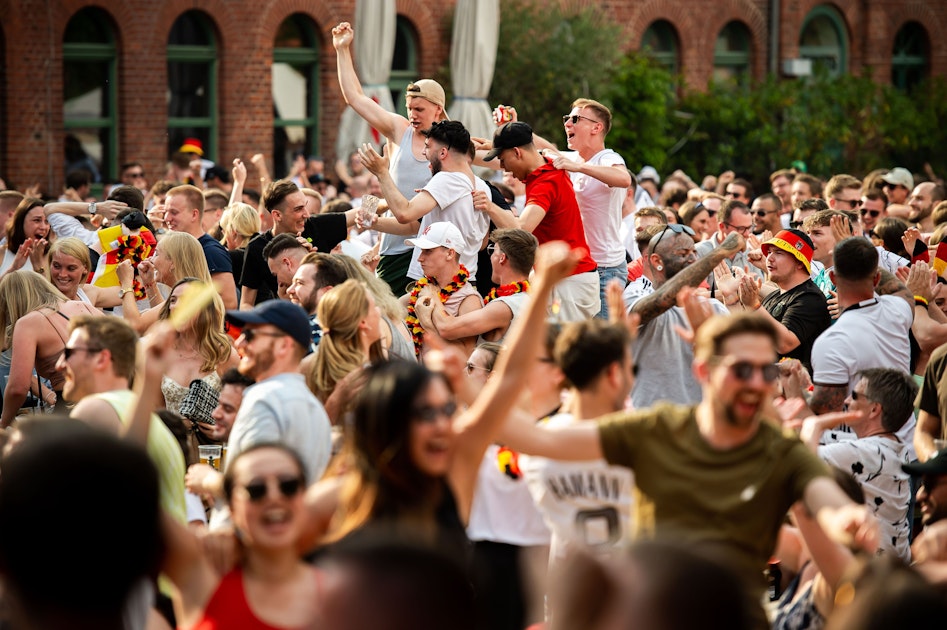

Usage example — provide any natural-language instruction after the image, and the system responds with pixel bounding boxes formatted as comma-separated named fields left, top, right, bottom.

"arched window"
left=892, top=22, right=929, bottom=91
left=713, top=21, right=752, bottom=85
left=389, top=16, right=419, bottom=116
left=63, top=8, right=117, bottom=183
left=641, top=20, right=680, bottom=74
left=273, top=14, right=320, bottom=179
left=167, top=11, right=217, bottom=161
left=799, top=5, right=848, bottom=76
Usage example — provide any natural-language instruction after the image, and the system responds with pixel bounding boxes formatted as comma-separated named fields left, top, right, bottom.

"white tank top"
left=380, top=126, right=432, bottom=255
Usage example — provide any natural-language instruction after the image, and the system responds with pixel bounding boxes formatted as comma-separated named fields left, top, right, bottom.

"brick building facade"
left=0, top=0, right=944, bottom=195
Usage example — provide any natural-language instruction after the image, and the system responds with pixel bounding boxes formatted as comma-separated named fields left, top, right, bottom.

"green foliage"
left=600, top=53, right=677, bottom=172
left=490, top=0, right=624, bottom=142
left=603, top=64, right=947, bottom=189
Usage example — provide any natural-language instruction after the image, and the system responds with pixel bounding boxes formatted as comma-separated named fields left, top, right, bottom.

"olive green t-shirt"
left=598, top=403, right=828, bottom=591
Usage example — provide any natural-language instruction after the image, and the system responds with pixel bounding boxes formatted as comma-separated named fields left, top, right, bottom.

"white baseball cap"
left=405, top=221, right=464, bottom=252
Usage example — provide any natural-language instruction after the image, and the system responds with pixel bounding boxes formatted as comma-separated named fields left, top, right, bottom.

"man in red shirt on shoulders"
left=477, top=121, right=600, bottom=321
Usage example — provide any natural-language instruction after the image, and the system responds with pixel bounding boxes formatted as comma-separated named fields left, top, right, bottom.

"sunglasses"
left=562, top=114, right=600, bottom=125
left=860, top=208, right=880, bottom=218
left=62, top=346, right=103, bottom=360
left=413, top=401, right=458, bottom=423
left=650, top=223, right=696, bottom=251
left=714, top=358, right=780, bottom=383
left=240, top=475, right=304, bottom=502
left=240, top=328, right=287, bottom=343
left=789, top=221, right=803, bottom=229
left=833, top=198, right=863, bottom=210
left=850, top=390, right=872, bottom=401
left=755, top=209, right=778, bottom=217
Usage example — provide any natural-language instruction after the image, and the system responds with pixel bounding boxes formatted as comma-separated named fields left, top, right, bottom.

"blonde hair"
left=306, top=280, right=371, bottom=401
left=219, top=203, right=261, bottom=249
left=48, top=237, right=92, bottom=273
left=158, top=278, right=232, bottom=373
left=0, top=271, right=67, bottom=350
left=331, top=254, right=406, bottom=320
left=156, top=232, right=212, bottom=284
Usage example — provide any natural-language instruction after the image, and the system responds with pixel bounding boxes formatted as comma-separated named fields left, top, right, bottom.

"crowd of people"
left=1, top=18, right=947, bottom=630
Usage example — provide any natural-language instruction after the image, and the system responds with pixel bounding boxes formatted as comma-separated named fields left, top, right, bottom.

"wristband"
left=915, top=295, right=929, bottom=307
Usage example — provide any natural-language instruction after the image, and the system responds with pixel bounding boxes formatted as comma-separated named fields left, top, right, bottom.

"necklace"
left=405, top=264, right=469, bottom=357
left=484, top=280, right=529, bottom=304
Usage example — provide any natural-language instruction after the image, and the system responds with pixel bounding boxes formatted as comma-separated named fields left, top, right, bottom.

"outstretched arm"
left=449, top=243, right=592, bottom=513
left=633, top=232, right=744, bottom=327
left=332, top=22, right=407, bottom=143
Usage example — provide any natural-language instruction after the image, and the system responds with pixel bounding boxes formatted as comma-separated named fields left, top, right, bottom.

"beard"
left=430, top=155, right=443, bottom=176
left=239, top=344, right=275, bottom=380
left=909, top=205, right=931, bottom=222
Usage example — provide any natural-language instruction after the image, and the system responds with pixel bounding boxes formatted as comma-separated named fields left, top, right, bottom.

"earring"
left=655, top=265, right=663, bottom=271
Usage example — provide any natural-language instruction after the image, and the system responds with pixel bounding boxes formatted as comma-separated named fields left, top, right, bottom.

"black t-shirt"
left=198, top=233, right=233, bottom=274
left=239, top=213, right=347, bottom=304
left=761, top=279, right=830, bottom=373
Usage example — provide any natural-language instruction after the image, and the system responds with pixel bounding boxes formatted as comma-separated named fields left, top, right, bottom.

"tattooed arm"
left=809, top=383, right=849, bottom=415
left=632, top=232, right=745, bottom=328
left=875, top=268, right=913, bottom=309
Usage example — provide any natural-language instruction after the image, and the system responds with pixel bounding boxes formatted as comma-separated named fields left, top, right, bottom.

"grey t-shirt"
left=226, top=372, right=332, bottom=483
left=628, top=285, right=728, bottom=409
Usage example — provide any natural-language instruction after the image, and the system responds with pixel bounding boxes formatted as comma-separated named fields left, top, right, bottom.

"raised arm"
left=449, top=243, right=602, bottom=513
left=332, top=22, right=406, bottom=143
left=551, top=155, right=631, bottom=188
left=359, top=144, right=436, bottom=223
left=633, top=232, right=744, bottom=327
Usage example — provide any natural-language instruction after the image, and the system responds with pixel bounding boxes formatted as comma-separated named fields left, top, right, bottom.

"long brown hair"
left=326, top=361, right=449, bottom=542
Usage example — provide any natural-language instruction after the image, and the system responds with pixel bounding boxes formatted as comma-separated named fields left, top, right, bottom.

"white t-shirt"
left=467, top=444, right=551, bottom=546
left=563, top=149, right=628, bottom=267
left=811, top=295, right=916, bottom=459
left=523, top=413, right=635, bottom=562
left=407, top=172, right=490, bottom=281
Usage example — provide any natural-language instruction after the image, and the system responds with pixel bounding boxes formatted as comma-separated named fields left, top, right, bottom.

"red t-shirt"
left=524, top=159, right=597, bottom=275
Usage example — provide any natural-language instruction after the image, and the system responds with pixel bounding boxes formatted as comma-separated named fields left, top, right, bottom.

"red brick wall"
left=1, top=0, right=945, bottom=195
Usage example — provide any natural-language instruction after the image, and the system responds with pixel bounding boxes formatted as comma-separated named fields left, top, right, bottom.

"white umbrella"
left=447, top=0, right=500, bottom=177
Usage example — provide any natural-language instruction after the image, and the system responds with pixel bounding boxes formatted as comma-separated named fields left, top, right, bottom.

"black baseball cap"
left=484, top=122, right=534, bottom=161
left=903, top=448, right=947, bottom=476
left=226, top=300, right=312, bottom=354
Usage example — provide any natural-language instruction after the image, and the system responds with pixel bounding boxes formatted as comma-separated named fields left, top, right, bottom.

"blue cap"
left=226, top=300, right=312, bottom=354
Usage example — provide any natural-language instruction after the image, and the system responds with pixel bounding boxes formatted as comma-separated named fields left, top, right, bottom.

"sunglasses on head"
left=241, top=475, right=304, bottom=502
left=715, top=358, right=780, bottom=383
left=650, top=223, right=696, bottom=251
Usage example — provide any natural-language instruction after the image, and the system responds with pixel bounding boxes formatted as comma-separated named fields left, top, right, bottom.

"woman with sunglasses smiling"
left=131, top=329, right=324, bottom=629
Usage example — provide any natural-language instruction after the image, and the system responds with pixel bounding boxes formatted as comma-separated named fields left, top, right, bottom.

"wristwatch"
left=88, top=202, right=97, bottom=216
left=119, top=286, right=134, bottom=298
